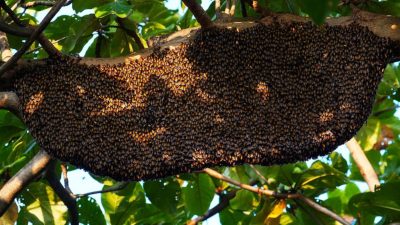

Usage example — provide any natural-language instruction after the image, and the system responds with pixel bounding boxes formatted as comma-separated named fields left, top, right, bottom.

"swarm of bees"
left=14, top=22, right=395, bottom=181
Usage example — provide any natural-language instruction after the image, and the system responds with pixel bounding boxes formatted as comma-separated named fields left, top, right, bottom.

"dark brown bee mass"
left=14, top=22, right=395, bottom=181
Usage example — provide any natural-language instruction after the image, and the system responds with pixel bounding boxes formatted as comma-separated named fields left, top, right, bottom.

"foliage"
left=0, top=0, right=400, bottom=224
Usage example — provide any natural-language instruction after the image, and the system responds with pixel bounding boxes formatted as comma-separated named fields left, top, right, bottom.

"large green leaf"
left=296, top=0, right=329, bottom=24
left=17, top=182, right=68, bottom=225
left=329, top=152, right=348, bottom=174
left=143, top=178, right=181, bottom=215
left=101, top=182, right=146, bottom=225
left=77, top=196, right=106, bottom=225
left=297, top=161, right=348, bottom=196
left=356, top=117, right=381, bottom=151
left=230, top=190, right=255, bottom=211
left=182, top=173, right=215, bottom=215
left=95, top=1, right=132, bottom=18
left=349, top=181, right=400, bottom=220
left=72, top=0, right=113, bottom=13
left=45, top=14, right=100, bottom=53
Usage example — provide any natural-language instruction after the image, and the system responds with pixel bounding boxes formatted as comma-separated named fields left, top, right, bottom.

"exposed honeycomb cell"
left=13, top=22, right=396, bottom=181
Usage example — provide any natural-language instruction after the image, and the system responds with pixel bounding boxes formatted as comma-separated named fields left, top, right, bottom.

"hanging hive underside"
left=14, top=22, right=395, bottom=181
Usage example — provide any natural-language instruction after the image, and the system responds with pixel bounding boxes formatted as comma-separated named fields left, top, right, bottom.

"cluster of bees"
left=14, top=22, right=395, bottom=181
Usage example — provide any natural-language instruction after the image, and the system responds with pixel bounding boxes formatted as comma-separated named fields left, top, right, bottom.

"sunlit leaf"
left=182, top=173, right=215, bottom=215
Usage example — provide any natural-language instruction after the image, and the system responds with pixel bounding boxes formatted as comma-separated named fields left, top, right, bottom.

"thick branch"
left=0, top=0, right=24, bottom=26
left=0, top=31, right=11, bottom=62
left=45, top=160, right=78, bottom=225
left=0, top=0, right=59, bottom=56
left=345, top=138, right=380, bottom=192
left=202, top=168, right=350, bottom=225
left=0, top=0, right=66, bottom=76
left=0, top=150, right=51, bottom=216
left=182, top=0, right=213, bottom=28
left=0, top=91, right=21, bottom=117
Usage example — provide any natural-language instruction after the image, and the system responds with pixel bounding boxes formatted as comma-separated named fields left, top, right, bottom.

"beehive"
left=13, top=22, right=395, bottom=181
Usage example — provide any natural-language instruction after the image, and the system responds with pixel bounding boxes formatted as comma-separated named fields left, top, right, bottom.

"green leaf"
left=77, top=196, right=106, bottom=225
left=297, top=161, right=348, bottom=196
left=250, top=198, right=273, bottom=225
left=356, top=117, right=381, bottom=151
left=230, top=190, right=255, bottom=211
left=296, top=0, right=328, bottom=25
left=326, top=182, right=360, bottom=214
left=45, top=14, right=100, bottom=53
left=101, top=182, right=146, bottom=224
left=95, top=1, right=132, bottom=18
left=220, top=208, right=248, bottom=225
left=18, top=182, right=68, bottom=225
left=72, top=0, right=113, bottom=13
left=143, top=178, right=181, bottom=214
left=329, top=152, right=348, bottom=174
left=182, top=173, right=215, bottom=215
left=349, top=181, right=400, bottom=219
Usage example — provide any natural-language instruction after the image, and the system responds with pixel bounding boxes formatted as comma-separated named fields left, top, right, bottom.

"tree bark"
left=0, top=150, right=51, bottom=216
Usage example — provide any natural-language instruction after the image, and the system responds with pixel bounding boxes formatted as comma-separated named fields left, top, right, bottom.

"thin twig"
left=202, top=168, right=350, bottom=225
left=60, top=163, right=71, bottom=194
left=45, top=160, right=78, bottom=225
left=0, top=0, right=66, bottom=76
left=299, top=196, right=350, bottom=225
left=189, top=190, right=237, bottom=225
left=74, top=182, right=129, bottom=198
left=0, top=150, right=51, bottom=216
left=345, top=138, right=380, bottom=192
left=182, top=0, right=213, bottom=28
left=189, top=179, right=258, bottom=225
left=249, top=165, right=268, bottom=183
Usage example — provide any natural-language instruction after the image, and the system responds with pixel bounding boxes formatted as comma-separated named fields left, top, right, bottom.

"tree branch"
left=0, top=91, right=21, bottom=117
left=189, top=179, right=258, bottom=225
left=73, top=182, right=129, bottom=198
left=0, top=0, right=59, bottom=56
left=0, top=150, right=51, bottom=216
left=45, top=160, right=78, bottom=225
left=0, top=20, right=31, bottom=36
left=60, top=163, right=71, bottom=193
left=22, top=0, right=72, bottom=8
left=0, top=0, right=24, bottom=26
left=182, top=0, right=213, bottom=28
left=0, top=31, right=11, bottom=62
left=0, top=0, right=66, bottom=76
left=188, top=190, right=237, bottom=225
left=345, top=138, right=380, bottom=192
left=202, top=168, right=350, bottom=225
